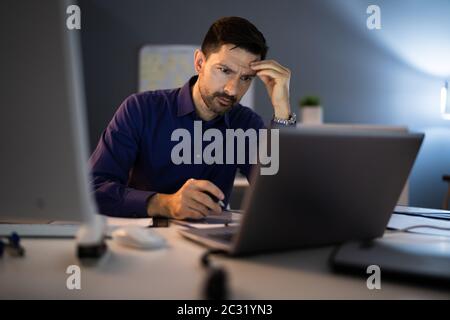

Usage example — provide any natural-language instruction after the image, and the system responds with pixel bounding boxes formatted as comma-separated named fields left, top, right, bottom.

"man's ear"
left=194, top=49, right=205, bottom=74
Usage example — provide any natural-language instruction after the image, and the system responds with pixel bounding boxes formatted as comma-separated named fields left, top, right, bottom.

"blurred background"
left=78, top=0, right=450, bottom=209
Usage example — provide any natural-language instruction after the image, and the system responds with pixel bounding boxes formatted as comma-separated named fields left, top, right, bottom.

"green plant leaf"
left=299, top=96, right=321, bottom=107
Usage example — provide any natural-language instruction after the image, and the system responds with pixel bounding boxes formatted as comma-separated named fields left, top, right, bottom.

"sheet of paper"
left=394, top=205, right=450, bottom=217
left=106, top=217, right=153, bottom=227
left=171, top=212, right=242, bottom=229
left=388, top=213, right=450, bottom=237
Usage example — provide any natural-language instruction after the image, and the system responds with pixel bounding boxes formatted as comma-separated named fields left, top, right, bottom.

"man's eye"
left=219, top=67, right=230, bottom=74
left=241, top=76, right=252, bottom=82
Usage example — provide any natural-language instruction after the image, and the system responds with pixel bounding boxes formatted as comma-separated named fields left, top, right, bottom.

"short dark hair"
left=201, top=17, right=268, bottom=60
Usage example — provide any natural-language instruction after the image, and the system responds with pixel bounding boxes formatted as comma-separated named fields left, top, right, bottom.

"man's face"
left=196, top=44, right=260, bottom=115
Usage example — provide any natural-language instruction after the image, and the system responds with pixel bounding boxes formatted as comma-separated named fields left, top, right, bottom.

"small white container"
left=300, top=106, right=323, bottom=124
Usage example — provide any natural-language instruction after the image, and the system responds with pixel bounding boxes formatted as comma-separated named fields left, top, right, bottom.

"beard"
left=198, top=81, right=238, bottom=116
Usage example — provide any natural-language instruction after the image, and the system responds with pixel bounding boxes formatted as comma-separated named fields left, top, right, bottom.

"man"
left=89, top=16, right=296, bottom=220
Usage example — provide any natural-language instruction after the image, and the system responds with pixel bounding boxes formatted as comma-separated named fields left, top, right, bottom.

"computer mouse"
left=111, top=226, right=166, bottom=250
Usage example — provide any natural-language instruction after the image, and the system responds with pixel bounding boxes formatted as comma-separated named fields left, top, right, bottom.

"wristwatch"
left=272, top=112, right=297, bottom=126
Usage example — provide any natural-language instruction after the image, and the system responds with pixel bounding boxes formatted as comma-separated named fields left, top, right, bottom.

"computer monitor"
left=0, top=0, right=105, bottom=255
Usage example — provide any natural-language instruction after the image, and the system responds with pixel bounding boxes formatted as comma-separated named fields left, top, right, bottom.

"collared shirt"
left=89, top=76, right=268, bottom=218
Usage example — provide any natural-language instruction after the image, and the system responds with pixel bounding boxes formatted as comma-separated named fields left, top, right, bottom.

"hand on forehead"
left=210, top=44, right=260, bottom=76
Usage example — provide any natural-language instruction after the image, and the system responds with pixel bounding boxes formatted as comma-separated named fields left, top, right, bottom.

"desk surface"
left=1, top=225, right=449, bottom=299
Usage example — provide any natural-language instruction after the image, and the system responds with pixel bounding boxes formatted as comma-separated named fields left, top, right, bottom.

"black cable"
left=200, top=249, right=230, bottom=300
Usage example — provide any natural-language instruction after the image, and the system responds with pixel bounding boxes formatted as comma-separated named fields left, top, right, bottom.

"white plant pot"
left=300, top=106, right=323, bottom=124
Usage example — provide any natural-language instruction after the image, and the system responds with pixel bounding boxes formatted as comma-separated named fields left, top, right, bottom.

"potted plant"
left=299, top=95, right=323, bottom=124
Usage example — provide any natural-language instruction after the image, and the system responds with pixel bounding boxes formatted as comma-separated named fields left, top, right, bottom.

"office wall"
left=79, top=0, right=450, bottom=209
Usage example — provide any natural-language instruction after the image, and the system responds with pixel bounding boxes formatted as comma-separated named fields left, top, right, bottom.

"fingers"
left=170, top=178, right=225, bottom=219
left=256, top=70, right=290, bottom=93
left=178, top=194, right=221, bottom=220
left=191, top=191, right=222, bottom=213
left=250, top=60, right=291, bottom=76
left=255, top=69, right=284, bottom=82
left=186, top=198, right=209, bottom=217
left=251, top=59, right=290, bottom=74
left=253, top=65, right=290, bottom=90
left=173, top=196, right=208, bottom=220
left=188, top=178, right=225, bottom=201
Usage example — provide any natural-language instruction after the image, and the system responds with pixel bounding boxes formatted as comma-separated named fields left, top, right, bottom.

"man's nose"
left=224, top=78, right=239, bottom=97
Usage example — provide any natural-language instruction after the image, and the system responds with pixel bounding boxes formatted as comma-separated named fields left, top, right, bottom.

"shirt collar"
left=177, top=75, right=231, bottom=128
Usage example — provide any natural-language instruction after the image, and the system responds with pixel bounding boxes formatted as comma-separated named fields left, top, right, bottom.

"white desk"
left=1, top=224, right=449, bottom=299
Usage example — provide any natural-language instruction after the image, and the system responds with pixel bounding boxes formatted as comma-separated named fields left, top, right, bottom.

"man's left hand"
left=250, top=60, right=291, bottom=119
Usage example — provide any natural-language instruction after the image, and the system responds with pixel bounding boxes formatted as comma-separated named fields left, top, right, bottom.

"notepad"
left=388, top=213, right=450, bottom=237
left=171, top=211, right=242, bottom=229
left=394, top=205, right=450, bottom=219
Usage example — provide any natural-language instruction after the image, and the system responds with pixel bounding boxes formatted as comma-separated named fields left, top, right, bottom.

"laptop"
left=179, top=128, right=424, bottom=256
